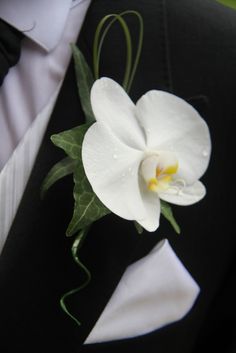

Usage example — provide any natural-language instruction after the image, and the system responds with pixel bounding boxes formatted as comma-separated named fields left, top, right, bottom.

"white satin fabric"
left=85, top=239, right=200, bottom=343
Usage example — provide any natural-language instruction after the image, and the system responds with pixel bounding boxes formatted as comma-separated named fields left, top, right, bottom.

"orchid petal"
left=91, top=78, right=145, bottom=150
left=136, top=91, right=211, bottom=184
left=138, top=179, right=161, bottom=232
left=158, top=181, right=206, bottom=206
left=82, top=122, right=146, bottom=221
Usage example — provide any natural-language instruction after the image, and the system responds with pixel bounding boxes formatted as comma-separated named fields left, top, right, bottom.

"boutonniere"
left=41, top=11, right=211, bottom=325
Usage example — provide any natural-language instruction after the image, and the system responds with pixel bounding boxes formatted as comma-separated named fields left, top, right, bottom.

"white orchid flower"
left=82, top=78, right=211, bottom=232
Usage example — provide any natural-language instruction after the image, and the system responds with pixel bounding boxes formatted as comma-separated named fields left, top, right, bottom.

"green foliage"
left=71, top=44, right=95, bottom=123
left=60, top=227, right=91, bottom=326
left=134, top=221, right=144, bottom=234
left=216, top=0, right=236, bottom=9
left=161, top=200, right=181, bottom=234
left=42, top=43, right=110, bottom=239
left=51, top=123, right=92, bottom=160
left=66, top=164, right=110, bottom=236
left=41, top=157, right=76, bottom=199
left=49, top=123, right=110, bottom=237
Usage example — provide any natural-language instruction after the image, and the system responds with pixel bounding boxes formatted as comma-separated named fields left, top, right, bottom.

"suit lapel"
left=0, top=52, right=86, bottom=352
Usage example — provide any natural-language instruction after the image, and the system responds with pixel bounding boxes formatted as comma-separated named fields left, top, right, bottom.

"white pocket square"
left=85, top=239, right=200, bottom=344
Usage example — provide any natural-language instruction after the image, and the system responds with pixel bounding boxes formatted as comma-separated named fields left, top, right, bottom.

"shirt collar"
left=0, top=0, right=73, bottom=52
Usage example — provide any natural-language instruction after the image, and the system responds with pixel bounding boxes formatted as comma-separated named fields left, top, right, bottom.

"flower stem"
left=94, top=11, right=144, bottom=94
left=60, top=226, right=91, bottom=326
left=125, top=11, right=144, bottom=93
left=93, top=14, right=132, bottom=91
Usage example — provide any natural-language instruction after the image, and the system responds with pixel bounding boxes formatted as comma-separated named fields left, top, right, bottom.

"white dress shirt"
left=0, top=1, right=200, bottom=344
left=0, top=0, right=89, bottom=168
left=0, top=0, right=90, bottom=250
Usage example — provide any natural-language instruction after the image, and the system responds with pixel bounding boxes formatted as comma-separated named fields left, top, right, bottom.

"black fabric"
left=0, top=19, right=24, bottom=86
left=0, top=0, right=236, bottom=352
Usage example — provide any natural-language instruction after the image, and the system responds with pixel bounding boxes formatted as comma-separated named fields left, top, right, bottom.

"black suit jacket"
left=1, top=1, right=236, bottom=352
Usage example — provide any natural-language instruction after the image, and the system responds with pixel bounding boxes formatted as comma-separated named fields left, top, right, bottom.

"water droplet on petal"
left=202, top=150, right=208, bottom=157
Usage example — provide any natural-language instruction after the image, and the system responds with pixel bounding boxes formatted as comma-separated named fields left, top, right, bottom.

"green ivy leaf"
left=40, top=157, right=77, bottom=199
left=161, top=200, right=181, bottom=234
left=134, top=221, right=144, bottom=234
left=66, top=162, right=110, bottom=237
left=50, top=122, right=109, bottom=236
left=216, top=0, right=236, bottom=10
left=71, top=44, right=95, bottom=123
left=51, top=123, right=92, bottom=160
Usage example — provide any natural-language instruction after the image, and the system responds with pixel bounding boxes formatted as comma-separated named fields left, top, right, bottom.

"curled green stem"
left=60, top=226, right=91, bottom=326
left=93, top=14, right=132, bottom=91
left=93, top=11, right=144, bottom=92
left=125, top=11, right=144, bottom=93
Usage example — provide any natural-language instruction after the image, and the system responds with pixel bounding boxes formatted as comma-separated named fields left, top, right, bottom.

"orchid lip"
left=140, top=152, right=179, bottom=193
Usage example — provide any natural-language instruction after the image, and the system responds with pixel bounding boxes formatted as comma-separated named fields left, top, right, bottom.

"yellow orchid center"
left=141, top=153, right=178, bottom=193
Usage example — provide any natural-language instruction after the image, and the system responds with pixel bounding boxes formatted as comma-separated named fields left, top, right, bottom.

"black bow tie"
left=0, top=19, right=24, bottom=86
